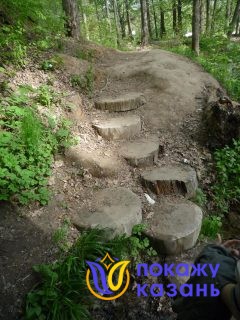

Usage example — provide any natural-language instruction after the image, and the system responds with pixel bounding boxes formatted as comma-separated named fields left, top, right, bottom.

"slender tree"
left=172, top=0, right=177, bottom=34
left=210, top=0, right=218, bottom=33
left=112, top=0, right=122, bottom=46
left=146, top=0, right=153, bottom=39
left=140, top=0, right=149, bottom=46
left=151, top=0, right=158, bottom=38
left=177, top=0, right=182, bottom=33
left=192, top=0, right=200, bottom=55
left=160, top=6, right=166, bottom=37
left=125, top=0, right=133, bottom=39
left=228, top=0, right=240, bottom=36
left=62, top=0, right=80, bottom=39
left=206, top=0, right=210, bottom=33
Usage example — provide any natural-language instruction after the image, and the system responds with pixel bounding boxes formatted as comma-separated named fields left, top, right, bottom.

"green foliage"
left=25, top=226, right=157, bottom=319
left=36, top=85, right=56, bottom=107
left=0, top=25, right=27, bottom=66
left=0, top=86, right=73, bottom=205
left=192, top=188, right=207, bottom=207
left=213, top=139, right=240, bottom=213
left=53, top=219, right=71, bottom=252
left=41, top=55, right=64, bottom=71
left=70, top=66, right=94, bottom=95
left=201, top=215, right=222, bottom=239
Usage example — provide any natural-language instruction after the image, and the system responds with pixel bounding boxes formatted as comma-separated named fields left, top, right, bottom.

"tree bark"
left=228, top=0, right=240, bottom=36
left=225, top=0, right=231, bottom=32
left=151, top=0, right=158, bottom=38
left=125, top=0, right=133, bottom=39
left=106, top=0, right=112, bottom=33
left=140, top=0, right=149, bottom=46
left=113, top=0, right=122, bottom=46
left=146, top=0, right=153, bottom=39
left=177, top=0, right=182, bottom=33
left=160, top=7, right=166, bottom=37
left=192, top=0, right=200, bottom=55
left=206, top=0, right=210, bottom=33
left=210, top=0, right=218, bottom=33
left=62, top=0, right=80, bottom=39
left=172, top=0, right=177, bottom=34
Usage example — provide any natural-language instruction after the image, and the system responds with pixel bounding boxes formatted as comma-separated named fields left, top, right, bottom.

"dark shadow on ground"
left=0, top=201, right=55, bottom=320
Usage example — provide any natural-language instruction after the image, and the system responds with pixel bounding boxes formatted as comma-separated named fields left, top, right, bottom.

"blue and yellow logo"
left=86, top=253, right=130, bottom=300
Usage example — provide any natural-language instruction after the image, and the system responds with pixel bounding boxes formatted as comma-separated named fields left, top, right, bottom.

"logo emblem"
left=86, top=252, right=130, bottom=300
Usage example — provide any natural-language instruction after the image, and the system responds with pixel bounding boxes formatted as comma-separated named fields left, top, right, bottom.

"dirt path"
left=0, top=46, right=221, bottom=319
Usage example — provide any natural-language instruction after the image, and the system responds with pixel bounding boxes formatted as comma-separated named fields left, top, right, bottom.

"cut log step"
left=141, top=165, right=198, bottom=198
left=93, top=115, right=141, bottom=140
left=94, top=92, right=146, bottom=112
left=72, top=187, right=142, bottom=237
left=144, top=199, right=202, bottom=255
left=65, top=146, right=122, bottom=177
left=119, top=136, right=161, bottom=167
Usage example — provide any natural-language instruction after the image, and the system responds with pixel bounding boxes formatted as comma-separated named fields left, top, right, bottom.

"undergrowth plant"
left=25, top=226, right=158, bottom=319
left=0, top=85, right=74, bottom=205
left=201, top=215, right=222, bottom=239
left=213, top=139, right=240, bottom=213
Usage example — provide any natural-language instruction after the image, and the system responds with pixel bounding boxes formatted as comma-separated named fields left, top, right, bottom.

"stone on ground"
left=95, top=92, right=146, bottom=112
left=93, top=115, right=141, bottom=140
left=119, top=136, right=160, bottom=167
left=65, top=146, right=121, bottom=177
left=72, top=187, right=142, bottom=236
left=141, top=164, right=198, bottom=198
left=144, top=200, right=202, bottom=255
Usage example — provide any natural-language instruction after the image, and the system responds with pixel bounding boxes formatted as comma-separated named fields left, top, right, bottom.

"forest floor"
left=0, top=41, right=230, bottom=319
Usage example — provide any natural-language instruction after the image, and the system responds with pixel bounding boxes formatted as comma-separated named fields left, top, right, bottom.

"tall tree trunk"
left=106, top=0, right=112, bottom=33
left=225, top=0, right=231, bottom=32
left=125, top=0, right=133, bottom=39
left=118, top=1, right=126, bottom=38
left=62, top=0, right=80, bottom=39
left=177, top=0, right=182, bottom=33
left=151, top=0, right=158, bottom=38
left=200, top=0, right=203, bottom=33
left=192, top=0, right=200, bottom=55
left=236, top=15, right=240, bottom=34
left=81, top=0, right=89, bottom=40
left=228, top=0, right=240, bottom=36
left=113, top=0, right=122, bottom=46
left=94, top=0, right=102, bottom=41
left=140, top=0, right=149, bottom=46
left=146, top=0, right=152, bottom=39
left=172, top=0, right=177, bottom=34
left=210, top=0, right=218, bottom=33
left=160, top=7, right=166, bottom=37
left=206, top=0, right=210, bottom=33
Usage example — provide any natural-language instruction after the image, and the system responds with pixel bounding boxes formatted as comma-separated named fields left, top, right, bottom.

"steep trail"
left=62, top=47, right=221, bottom=256
left=0, top=46, right=221, bottom=319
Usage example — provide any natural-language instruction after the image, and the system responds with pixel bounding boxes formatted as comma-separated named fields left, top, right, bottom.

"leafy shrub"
left=192, top=188, right=207, bottom=207
left=25, top=226, right=157, bottom=319
left=0, top=25, right=27, bottom=66
left=201, top=215, right=222, bottom=239
left=41, top=55, right=64, bottom=71
left=213, top=139, right=240, bottom=213
left=36, top=85, right=56, bottom=107
left=0, top=86, right=73, bottom=205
